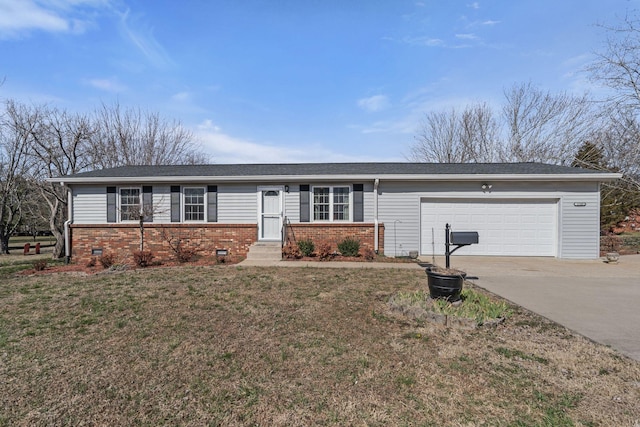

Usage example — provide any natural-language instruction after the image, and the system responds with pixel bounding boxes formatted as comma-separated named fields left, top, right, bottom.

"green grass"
left=392, top=286, right=513, bottom=325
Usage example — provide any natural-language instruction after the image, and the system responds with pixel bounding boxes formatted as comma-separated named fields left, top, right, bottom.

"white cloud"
left=455, top=33, right=477, bottom=40
left=172, top=91, right=190, bottom=102
left=482, top=20, right=500, bottom=26
left=401, top=36, right=445, bottom=47
left=468, top=2, right=480, bottom=9
left=195, top=120, right=362, bottom=164
left=0, top=0, right=105, bottom=38
left=357, top=95, right=390, bottom=112
left=86, top=77, right=126, bottom=92
left=118, top=8, right=173, bottom=68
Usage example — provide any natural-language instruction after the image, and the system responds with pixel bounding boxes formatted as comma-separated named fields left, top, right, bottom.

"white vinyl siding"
left=378, top=180, right=601, bottom=259
left=217, top=184, right=256, bottom=223
left=72, top=186, right=107, bottom=224
left=559, top=190, right=601, bottom=258
left=284, top=187, right=299, bottom=223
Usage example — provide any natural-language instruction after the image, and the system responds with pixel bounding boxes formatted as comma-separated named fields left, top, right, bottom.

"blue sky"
left=0, top=0, right=637, bottom=164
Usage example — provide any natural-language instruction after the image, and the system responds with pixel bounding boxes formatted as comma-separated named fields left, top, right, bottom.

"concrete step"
left=246, top=242, right=282, bottom=261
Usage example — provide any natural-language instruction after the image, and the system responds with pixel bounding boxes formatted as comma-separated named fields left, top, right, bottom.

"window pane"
left=184, top=188, right=205, bottom=221
left=333, top=187, right=350, bottom=221
left=120, top=188, right=140, bottom=221
left=313, top=187, right=329, bottom=221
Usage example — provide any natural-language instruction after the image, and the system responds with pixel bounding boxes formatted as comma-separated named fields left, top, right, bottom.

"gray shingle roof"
left=62, top=162, right=607, bottom=179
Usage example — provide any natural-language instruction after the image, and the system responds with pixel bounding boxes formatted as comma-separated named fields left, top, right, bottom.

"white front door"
left=259, top=188, right=283, bottom=240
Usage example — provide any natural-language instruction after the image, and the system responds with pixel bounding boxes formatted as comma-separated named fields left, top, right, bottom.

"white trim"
left=182, top=186, right=207, bottom=222
left=50, top=172, right=622, bottom=185
left=257, top=186, right=284, bottom=241
left=310, top=184, right=353, bottom=222
left=118, top=186, right=142, bottom=223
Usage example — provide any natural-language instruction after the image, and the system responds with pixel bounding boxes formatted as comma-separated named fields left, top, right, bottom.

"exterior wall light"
left=481, top=183, right=492, bottom=191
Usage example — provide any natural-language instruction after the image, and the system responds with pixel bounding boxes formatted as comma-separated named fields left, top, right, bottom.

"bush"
left=175, top=247, right=197, bottom=263
left=282, top=242, right=302, bottom=259
left=362, top=247, right=376, bottom=261
left=132, top=250, right=154, bottom=267
left=317, top=243, right=333, bottom=260
left=99, top=253, right=116, bottom=268
left=86, top=257, right=97, bottom=268
left=337, top=237, right=360, bottom=257
left=600, top=235, right=622, bottom=253
left=33, top=259, right=48, bottom=271
left=297, top=239, right=315, bottom=257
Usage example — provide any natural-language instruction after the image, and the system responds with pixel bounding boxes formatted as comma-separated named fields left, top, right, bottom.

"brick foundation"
left=70, top=224, right=258, bottom=265
left=285, top=223, right=384, bottom=254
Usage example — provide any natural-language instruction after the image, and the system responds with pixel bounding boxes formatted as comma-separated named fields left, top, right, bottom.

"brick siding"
left=70, top=223, right=258, bottom=265
left=285, top=223, right=384, bottom=254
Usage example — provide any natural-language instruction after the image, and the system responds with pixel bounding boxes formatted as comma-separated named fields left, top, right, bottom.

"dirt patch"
left=0, top=267, right=638, bottom=426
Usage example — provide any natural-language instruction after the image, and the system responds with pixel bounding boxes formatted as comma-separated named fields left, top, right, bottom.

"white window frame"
left=182, top=186, right=206, bottom=222
left=311, top=185, right=352, bottom=222
left=118, top=187, right=142, bottom=222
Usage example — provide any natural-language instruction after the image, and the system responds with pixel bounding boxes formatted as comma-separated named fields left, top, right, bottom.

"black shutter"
left=142, top=186, right=153, bottom=222
left=300, top=184, right=310, bottom=222
left=170, top=186, right=180, bottom=222
left=353, top=184, right=364, bottom=222
left=207, top=185, right=218, bottom=222
left=107, top=187, right=116, bottom=223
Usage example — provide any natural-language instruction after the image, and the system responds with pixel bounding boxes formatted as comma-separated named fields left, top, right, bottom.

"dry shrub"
left=316, top=242, right=333, bottom=260
left=86, top=257, right=97, bottom=268
left=282, top=242, right=302, bottom=259
left=362, top=247, right=376, bottom=261
left=600, top=235, right=622, bottom=253
left=99, top=253, right=116, bottom=268
left=132, top=250, right=155, bottom=268
left=32, top=259, right=48, bottom=271
left=175, top=247, right=197, bottom=263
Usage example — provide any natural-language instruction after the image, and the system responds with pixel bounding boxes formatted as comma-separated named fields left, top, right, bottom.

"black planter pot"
left=425, top=268, right=466, bottom=301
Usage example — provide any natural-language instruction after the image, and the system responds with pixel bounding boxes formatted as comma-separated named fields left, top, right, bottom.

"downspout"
left=64, top=184, right=72, bottom=264
left=374, top=179, right=379, bottom=253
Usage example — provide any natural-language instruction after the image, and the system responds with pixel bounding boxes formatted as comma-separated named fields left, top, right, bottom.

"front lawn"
left=0, top=266, right=638, bottom=426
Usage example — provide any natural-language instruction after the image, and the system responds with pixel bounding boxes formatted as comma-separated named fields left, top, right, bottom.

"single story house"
left=51, top=162, right=620, bottom=264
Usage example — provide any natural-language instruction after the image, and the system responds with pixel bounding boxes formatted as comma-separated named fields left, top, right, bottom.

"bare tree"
left=408, top=103, right=499, bottom=162
left=589, top=14, right=640, bottom=113
left=90, top=102, right=208, bottom=168
left=23, top=104, right=95, bottom=258
left=501, top=82, right=597, bottom=164
left=0, top=100, right=35, bottom=254
left=409, top=83, right=598, bottom=165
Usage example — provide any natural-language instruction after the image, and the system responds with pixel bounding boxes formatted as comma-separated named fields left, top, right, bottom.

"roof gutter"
left=48, top=172, right=623, bottom=185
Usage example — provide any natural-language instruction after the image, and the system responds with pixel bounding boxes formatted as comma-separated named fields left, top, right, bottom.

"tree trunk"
left=52, top=228, right=65, bottom=259
left=0, top=234, right=10, bottom=254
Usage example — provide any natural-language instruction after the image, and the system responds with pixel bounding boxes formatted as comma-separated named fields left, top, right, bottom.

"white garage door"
left=420, top=199, right=558, bottom=256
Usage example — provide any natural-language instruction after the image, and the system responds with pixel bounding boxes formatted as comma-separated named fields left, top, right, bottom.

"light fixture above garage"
left=481, top=183, right=492, bottom=192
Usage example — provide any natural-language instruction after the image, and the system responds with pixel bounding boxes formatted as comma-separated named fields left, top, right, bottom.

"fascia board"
left=48, top=172, right=623, bottom=185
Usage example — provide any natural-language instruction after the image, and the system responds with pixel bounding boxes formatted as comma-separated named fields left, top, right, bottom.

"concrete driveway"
left=429, top=255, right=640, bottom=362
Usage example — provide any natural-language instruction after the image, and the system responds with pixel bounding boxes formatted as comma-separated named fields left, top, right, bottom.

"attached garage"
left=420, top=198, right=558, bottom=257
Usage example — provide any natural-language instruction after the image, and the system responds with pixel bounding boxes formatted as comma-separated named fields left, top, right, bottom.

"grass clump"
left=433, top=288, right=513, bottom=325
left=392, top=287, right=512, bottom=325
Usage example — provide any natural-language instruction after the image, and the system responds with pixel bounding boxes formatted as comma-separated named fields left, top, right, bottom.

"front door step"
left=246, top=242, right=282, bottom=261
